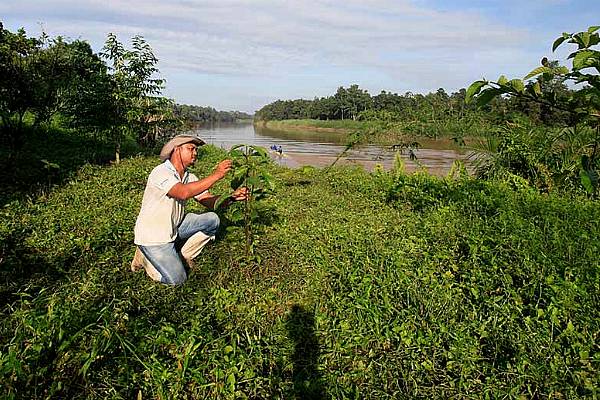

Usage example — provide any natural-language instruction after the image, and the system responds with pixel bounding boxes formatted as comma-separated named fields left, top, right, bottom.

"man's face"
left=178, top=143, right=198, bottom=167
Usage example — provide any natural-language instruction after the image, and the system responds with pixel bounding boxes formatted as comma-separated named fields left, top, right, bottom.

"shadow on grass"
left=286, top=304, right=327, bottom=400
left=0, top=127, right=152, bottom=206
left=0, top=229, right=73, bottom=308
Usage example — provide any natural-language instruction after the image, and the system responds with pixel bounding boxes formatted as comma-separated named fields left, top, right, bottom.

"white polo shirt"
left=134, top=160, right=204, bottom=246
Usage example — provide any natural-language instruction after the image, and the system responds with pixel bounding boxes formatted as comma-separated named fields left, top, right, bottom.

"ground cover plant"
left=0, top=142, right=598, bottom=399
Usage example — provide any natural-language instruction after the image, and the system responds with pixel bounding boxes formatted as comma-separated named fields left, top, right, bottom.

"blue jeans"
left=138, top=212, right=220, bottom=285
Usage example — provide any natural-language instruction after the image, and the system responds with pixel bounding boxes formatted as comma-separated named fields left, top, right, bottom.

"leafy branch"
left=466, top=25, right=600, bottom=195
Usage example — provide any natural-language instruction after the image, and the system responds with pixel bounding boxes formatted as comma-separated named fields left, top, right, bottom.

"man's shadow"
left=285, top=304, right=327, bottom=399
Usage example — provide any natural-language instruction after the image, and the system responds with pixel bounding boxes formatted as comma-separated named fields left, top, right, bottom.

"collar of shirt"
left=164, top=159, right=189, bottom=182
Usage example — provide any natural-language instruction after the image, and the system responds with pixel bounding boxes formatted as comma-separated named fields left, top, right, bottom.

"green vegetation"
left=1, top=141, right=598, bottom=398
left=260, top=118, right=366, bottom=131
left=218, top=144, right=275, bottom=259
left=0, top=24, right=177, bottom=158
left=261, top=113, right=494, bottom=144
left=467, top=26, right=600, bottom=196
left=175, top=104, right=253, bottom=125
left=0, top=24, right=249, bottom=159
left=254, top=83, right=568, bottom=141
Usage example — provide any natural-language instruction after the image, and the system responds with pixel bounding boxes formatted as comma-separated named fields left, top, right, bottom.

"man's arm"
left=167, top=160, right=231, bottom=201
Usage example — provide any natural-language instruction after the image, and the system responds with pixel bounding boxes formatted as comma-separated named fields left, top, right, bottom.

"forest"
left=254, top=82, right=570, bottom=127
left=0, top=23, right=249, bottom=158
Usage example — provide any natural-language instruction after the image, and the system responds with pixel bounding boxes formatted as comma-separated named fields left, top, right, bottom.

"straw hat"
left=159, top=134, right=205, bottom=161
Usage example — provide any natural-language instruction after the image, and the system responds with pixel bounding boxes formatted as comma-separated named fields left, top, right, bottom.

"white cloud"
left=0, top=0, right=553, bottom=111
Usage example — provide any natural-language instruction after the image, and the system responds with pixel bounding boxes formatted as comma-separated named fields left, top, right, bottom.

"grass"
left=259, top=115, right=499, bottom=147
left=0, top=136, right=599, bottom=398
left=260, top=119, right=366, bottom=132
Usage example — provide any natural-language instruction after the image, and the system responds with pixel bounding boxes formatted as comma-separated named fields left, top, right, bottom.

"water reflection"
left=194, top=122, right=474, bottom=175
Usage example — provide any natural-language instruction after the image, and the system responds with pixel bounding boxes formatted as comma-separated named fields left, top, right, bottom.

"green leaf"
left=215, top=195, right=230, bottom=209
left=555, top=66, right=570, bottom=75
left=552, top=36, right=567, bottom=52
left=229, top=208, right=244, bottom=222
left=581, top=32, right=591, bottom=48
left=230, top=144, right=247, bottom=151
left=233, top=166, right=248, bottom=180
left=41, top=159, right=60, bottom=169
left=226, top=372, right=236, bottom=388
left=246, top=176, right=261, bottom=187
left=229, top=149, right=244, bottom=159
left=497, top=75, right=508, bottom=85
left=574, top=33, right=588, bottom=49
left=476, top=88, right=502, bottom=107
left=465, top=80, right=487, bottom=104
left=532, top=81, right=541, bottom=96
left=588, top=26, right=600, bottom=34
left=231, top=175, right=244, bottom=190
left=524, top=66, right=552, bottom=80
left=580, top=168, right=594, bottom=193
left=573, top=50, right=596, bottom=70
left=509, top=79, right=525, bottom=93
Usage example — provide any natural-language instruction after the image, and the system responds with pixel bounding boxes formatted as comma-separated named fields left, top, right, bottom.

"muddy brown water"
left=194, top=122, right=476, bottom=176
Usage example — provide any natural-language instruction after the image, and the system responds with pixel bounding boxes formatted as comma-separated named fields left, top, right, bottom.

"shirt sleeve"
left=148, top=165, right=180, bottom=195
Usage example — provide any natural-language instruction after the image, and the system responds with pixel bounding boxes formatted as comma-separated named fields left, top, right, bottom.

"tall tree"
left=0, top=23, right=40, bottom=148
left=101, top=33, right=165, bottom=161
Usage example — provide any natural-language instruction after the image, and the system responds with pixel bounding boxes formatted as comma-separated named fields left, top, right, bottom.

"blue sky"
left=2, top=0, right=598, bottom=113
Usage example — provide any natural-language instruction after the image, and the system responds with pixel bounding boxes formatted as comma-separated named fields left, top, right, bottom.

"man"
left=131, top=134, right=248, bottom=284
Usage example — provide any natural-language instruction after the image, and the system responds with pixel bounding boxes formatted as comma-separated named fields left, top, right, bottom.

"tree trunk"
left=115, top=139, right=121, bottom=164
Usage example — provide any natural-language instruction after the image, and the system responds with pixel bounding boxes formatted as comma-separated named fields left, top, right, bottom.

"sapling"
left=216, top=144, right=275, bottom=259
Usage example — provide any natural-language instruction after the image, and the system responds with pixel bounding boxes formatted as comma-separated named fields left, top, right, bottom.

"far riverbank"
left=255, top=118, right=481, bottom=147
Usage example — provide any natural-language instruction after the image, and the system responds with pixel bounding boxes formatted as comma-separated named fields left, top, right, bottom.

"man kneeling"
left=131, top=134, right=247, bottom=284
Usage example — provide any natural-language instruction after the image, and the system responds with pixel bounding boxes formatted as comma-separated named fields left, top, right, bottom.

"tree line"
left=255, top=82, right=571, bottom=127
left=0, top=23, right=249, bottom=161
left=175, top=104, right=252, bottom=125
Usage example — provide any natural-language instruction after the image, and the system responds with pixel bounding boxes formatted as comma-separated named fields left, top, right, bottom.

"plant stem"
left=244, top=146, right=252, bottom=259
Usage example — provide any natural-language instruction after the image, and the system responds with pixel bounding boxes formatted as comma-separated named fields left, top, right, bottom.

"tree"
left=30, top=37, right=111, bottom=128
left=101, top=33, right=165, bottom=161
left=0, top=23, right=40, bottom=147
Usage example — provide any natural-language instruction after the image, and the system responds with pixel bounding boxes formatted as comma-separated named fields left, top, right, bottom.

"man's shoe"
left=131, top=247, right=162, bottom=282
left=131, top=247, right=144, bottom=272
left=183, top=257, right=195, bottom=270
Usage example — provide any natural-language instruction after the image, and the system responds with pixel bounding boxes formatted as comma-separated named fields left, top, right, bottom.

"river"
left=193, top=122, right=475, bottom=176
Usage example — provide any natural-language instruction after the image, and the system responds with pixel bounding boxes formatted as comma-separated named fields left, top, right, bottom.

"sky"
left=2, top=0, right=599, bottom=113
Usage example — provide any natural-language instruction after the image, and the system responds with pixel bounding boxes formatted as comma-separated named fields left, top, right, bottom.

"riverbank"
left=1, top=138, right=598, bottom=398
left=255, top=119, right=357, bottom=134
left=256, top=118, right=485, bottom=146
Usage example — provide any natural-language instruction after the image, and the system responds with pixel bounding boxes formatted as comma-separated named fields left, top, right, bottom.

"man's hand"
left=231, top=186, right=249, bottom=201
left=214, top=159, right=232, bottom=179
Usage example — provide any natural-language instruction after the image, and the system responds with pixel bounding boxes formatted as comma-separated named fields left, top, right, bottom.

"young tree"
left=101, top=33, right=165, bottom=161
